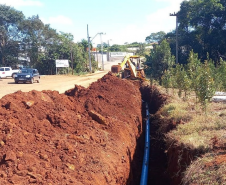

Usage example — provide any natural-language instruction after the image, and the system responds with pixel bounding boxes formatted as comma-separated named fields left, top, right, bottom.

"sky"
left=0, top=0, right=186, bottom=46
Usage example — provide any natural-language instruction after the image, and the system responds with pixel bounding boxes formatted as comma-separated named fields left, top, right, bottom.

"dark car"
left=14, top=68, right=40, bottom=84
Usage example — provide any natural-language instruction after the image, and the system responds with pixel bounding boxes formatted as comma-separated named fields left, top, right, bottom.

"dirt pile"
left=0, top=73, right=143, bottom=185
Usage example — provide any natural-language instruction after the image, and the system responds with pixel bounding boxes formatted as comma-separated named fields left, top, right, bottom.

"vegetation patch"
left=154, top=88, right=226, bottom=184
left=183, top=153, right=226, bottom=185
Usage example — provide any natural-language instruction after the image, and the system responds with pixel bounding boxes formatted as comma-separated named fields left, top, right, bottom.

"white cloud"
left=146, top=6, right=177, bottom=33
left=104, top=0, right=186, bottom=44
left=145, top=0, right=185, bottom=35
left=0, top=0, right=43, bottom=7
left=41, top=15, right=73, bottom=26
left=102, top=24, right=149, bottom=45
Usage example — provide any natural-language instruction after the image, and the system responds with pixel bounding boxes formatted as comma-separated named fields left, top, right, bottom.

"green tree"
left=213, top=58, right=226, bottom=91
left=0, top=5, right=24, bottom=66
left=36, top=31, right=72, bottom=74
left=0, top=5, right=97, bottom=75
left=145, top=31, right=166, bottom=43
left=20, top=15, right=45, bottom=67
left=172, top=0, right=226, bottom=63
left=196, top=61, right=215, bottom=111
left=136, top=43, right=145, bottom=56
left=35, top=24, right=59, bottom=74
left=145, top=39, right=175, bottom=82
left=161, top=69, right=172, bottom=94
left=174, top=64, right=191, bottom=98
left=186, top=50, right=201, bottom=93
left=109, top=44, right=127, bottom=52
left=97, top=42, right=108, bottom=51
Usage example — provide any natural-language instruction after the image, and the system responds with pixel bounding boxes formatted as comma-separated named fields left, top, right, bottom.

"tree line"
left=144, top=0, right=226, bottom=109
left=0, top=4, right=97, bottom=75
left=169, top=0, right=226, bottom=64
left=146, top=0, right=226, bottom=65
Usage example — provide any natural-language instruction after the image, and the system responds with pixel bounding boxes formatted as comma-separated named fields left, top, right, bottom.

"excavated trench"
left=0, top=73, right=171, bottom=185
left=140, top=84, right=170, bottom=185
left=126, top=82, right=170, bottom=185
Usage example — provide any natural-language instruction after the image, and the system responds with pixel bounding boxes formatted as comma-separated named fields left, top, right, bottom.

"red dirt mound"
left=0, top=72, right=142, bottom=185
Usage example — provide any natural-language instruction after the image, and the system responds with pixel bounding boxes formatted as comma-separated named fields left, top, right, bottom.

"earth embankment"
left=0, top=72, right=144, bottom=184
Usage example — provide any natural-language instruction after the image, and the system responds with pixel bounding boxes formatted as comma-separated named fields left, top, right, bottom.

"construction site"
left=0, top=67, right=175, bottom=185
left=2, top=65, right=225, bottom=185
left=3, top=53, right=226, bottom=185
left=3, top=1, right=226, bottom=184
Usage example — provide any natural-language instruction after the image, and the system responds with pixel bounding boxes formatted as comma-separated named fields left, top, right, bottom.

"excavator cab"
left=111, top=55, right=146, bottom=81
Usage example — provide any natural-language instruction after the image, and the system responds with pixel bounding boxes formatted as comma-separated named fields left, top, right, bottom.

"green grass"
left=183, top=153, right=226, bottom=185
left=160, top=102, right=190, bottom=122
left=157, top=87, right=226, bottom=184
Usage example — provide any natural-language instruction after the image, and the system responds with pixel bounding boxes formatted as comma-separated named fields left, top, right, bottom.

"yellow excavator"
left=111, top=54, right=146, bottom=81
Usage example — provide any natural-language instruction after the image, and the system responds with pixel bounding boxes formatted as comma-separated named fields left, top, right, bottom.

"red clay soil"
left=205, top=154, right=226, bottom=167
left=0, top=72, right=143, bottom=185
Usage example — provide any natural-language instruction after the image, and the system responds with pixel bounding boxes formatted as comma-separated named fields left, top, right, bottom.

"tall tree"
left=136, top=43, right=145, bottom=56
left=0, top=5, right=97, bottom=75
left=172, top=0, right=226, bottom=63
left=109, top=44, right=127, bottom=52
left=19, top=15, right=45, bottom=67
left=0, top=5, right=24, bottom=66
left=34, top=25, right=59, bottom=75
left=144, top=39, right=175, bottom=82
left=145, top=31, right=166, bottom=43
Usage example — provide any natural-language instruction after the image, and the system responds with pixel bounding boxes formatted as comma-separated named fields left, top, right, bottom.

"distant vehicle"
left=14, top=68, right=40, bottom=84
left=0, top=67, right=20, bottom=78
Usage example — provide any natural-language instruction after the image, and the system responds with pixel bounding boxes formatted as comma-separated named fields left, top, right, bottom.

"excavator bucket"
left=111, top=65, right=121, bottom=73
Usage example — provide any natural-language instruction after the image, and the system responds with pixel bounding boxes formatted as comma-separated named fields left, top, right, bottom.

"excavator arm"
left=124, top=57, right=137, bottom=78
left=119, top=55, right=131, bottom=68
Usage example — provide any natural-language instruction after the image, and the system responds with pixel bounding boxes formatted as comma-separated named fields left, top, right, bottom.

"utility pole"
left=170, top=12, right=178, bottom=64
left=87, top=24, right=92, bottom=72
left=70, top=44, right=74, bottom=75
left=89, top=32, right=106, bottom=70
left=99, top=33, right=104, bottom=70
left=107, top=39, right=112, bottom=61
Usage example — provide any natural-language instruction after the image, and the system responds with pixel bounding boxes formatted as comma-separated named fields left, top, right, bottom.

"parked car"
left=14, top=68, right=40, bottom=84
left=0, top=67, right=20, bottom=78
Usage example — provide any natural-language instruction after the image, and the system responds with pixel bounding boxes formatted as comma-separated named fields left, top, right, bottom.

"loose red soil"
left=205, top=154, right=226, bottom=167
left=0, top=72, right=143, bottom=185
